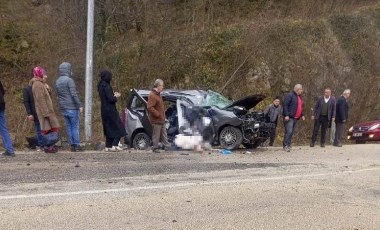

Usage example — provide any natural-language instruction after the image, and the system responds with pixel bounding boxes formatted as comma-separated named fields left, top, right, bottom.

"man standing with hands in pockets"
left=55, top=62, right=84, bottom=152
left=282, top=84, right=305, bottom=152
left=147, top=79, right=170, bottom=153
left=310, top=88, right=336, bottom=148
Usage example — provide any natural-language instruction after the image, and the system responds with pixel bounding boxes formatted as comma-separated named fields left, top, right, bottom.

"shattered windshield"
left=201, top=90, right=232, bottom=108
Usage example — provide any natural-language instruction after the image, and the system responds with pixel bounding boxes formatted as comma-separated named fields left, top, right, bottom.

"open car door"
left=130, top=89, right=153, bottom=137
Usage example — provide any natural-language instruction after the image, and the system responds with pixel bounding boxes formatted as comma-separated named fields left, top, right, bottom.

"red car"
left=347, top=117, right=380, bottom=144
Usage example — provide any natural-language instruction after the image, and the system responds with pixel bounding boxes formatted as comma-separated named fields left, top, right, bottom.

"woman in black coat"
left=97, top=70, right=126, bottom=151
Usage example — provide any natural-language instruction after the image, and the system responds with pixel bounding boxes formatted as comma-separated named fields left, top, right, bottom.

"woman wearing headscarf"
left=30, top=66, right=60, bottom=153
left=97, top=70, right=126, bottom=151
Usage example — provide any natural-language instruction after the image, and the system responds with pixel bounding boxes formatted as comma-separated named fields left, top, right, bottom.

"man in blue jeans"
left=0, top=80, right=15, bottom=157
left=55, top=62, right=84, bottom=152
left=282, top=84, right=305, bottom=152
left=23, top=73, right=44, bottom=151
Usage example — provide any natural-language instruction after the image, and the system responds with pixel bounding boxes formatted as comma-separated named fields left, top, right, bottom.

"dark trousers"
left=152, top=123, right=170, bottom=149
left=283, top=118, right=297, bottom=147
left=311, top=115, right=329, bottom=145
left=106, top=137, right=121, bottom=148
left=269, top=126, right=277, bottom=145
left=334, top=122, right=346, bottom=145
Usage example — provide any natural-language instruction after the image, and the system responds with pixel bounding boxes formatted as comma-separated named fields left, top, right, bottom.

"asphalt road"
left=0, top=144, right=379, bottom=230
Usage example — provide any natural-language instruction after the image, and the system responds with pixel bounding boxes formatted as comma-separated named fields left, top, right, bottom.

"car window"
left=131, top=96, right=147, bottom=109
left=164, top=100, right=173, bottom=108
left=187, top=95, right=204, bottom=106
left=201, top=91, right=232, bottom=108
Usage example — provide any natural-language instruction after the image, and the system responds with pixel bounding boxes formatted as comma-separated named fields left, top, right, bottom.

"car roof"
left=134, top=89, right=208, bottom=97
left=133, top=89, right=208, bottom=105
left=132, top=89, right=265, bottom=109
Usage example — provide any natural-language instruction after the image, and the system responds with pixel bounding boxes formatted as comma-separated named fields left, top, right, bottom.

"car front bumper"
left=347, top=131, right=380, bottom=141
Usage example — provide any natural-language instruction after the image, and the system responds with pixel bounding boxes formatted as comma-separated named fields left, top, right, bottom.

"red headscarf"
left=33, top=66, right=45, bottom=78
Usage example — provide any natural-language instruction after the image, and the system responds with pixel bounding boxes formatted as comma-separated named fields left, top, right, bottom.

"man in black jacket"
left=310, top=88, right=336, bottom=148
left=334, top=89, right=351, bottom=147
left=23, top=73, right=43, bottom=150
left=282, top=84, right=305, bottom=152
left=264, top=96, right=282, bottom=146
left=0, top=80, right=15, bottom=156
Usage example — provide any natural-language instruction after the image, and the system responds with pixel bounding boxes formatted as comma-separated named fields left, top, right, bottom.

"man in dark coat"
left=334, top=89, right=351, bottom=147
left=310, top=88, right=336, bottom=148
left=23, top=72, right=43, bottom=150
left=282, top=84, right=305, bottom=152
left=264, top=96, right=282, bottom=146
left=147, top=79, right=170, bottom=153
left=0, top=80, right=15, bottom=156
left=97, top=70, right=126, bottom=151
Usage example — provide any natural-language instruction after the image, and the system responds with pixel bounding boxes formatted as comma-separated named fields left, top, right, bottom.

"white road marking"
left=0, top=167, right=378, bottom=200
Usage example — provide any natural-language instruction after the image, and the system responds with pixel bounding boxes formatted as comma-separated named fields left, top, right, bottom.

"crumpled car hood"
left=223, top=94, right=266, bottom=110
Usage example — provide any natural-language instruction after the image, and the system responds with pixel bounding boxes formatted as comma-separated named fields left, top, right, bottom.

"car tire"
left=133, top=132, right=151, bottom=150
left=243, top=140, right=262, bottom=149
left=355, top=140, right=366, bottom=144
left=219, top=126, right=243, bottom=150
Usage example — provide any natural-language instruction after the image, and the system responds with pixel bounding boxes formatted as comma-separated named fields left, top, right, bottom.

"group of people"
left=0, top=72, right=352, bottom=156
left=146, top=81, right=352, bottom=153
left=99, top=77, right=169, bottom=153
left=22, top=63, right=85, bottom=153
left=264, top=84, right=351, bottom=152
left=18, top=63, right=83, bottom=154
left=0, top=63, right=127, bottom=156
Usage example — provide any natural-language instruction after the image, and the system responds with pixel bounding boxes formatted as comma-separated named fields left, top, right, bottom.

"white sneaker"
left=118, top=143, right=128, bottom=150
left=104, top=147, right=111, bottom=152
left=104, top=146, right=120, bottom=152
left=114, top=146, right=123, bottom=151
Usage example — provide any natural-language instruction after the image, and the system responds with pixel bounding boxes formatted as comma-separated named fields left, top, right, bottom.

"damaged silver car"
left=123, top=89, right=275, bottom=150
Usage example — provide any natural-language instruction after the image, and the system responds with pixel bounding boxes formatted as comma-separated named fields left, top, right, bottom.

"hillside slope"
left=1, top=0, right=379, bottom=146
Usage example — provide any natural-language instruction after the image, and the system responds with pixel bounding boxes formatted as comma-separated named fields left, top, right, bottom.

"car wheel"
left=133, top=132, right=151, bottom=150
left=219, top=126, right=243, bottom=150
left=243, top=140, right=262, bottom=149
left=355, top=140, right=366, bottom=144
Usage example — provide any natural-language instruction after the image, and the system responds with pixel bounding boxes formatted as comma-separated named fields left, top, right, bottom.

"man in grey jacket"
left=55, top=62, right=84, bottom=152
left=264, top=96, right=282, bottom=146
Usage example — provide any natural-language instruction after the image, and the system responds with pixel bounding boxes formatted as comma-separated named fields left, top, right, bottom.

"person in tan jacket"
left=147, top=79, right=170, bottom=153
left=30, top=66, right=60, bottom=153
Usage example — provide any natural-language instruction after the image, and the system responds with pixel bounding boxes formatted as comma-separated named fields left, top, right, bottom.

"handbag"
left=42, top=131, right=60, bottom=147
